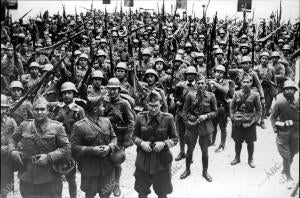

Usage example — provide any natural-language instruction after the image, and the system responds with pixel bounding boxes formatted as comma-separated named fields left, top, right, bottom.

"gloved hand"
left=35, top=154, right=49, bottom=166
left=99, top=145, right=110, bottom=157
left=140, top=141, right=152, bottom=152
left=197, top=115, right=208, bottom=123
left=153, top=141, right=165, bottom=152
left=11, top=151, right=24, bottom=166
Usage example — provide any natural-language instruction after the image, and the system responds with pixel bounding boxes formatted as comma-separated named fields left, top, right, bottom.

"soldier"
left=87, top=70, right=107, bottom=101
left=75, top=53, right=89, bottom=85
left=8, top=81, right=34, bottom=125
left=214, top=48, right=226, bottom=67
left=208, top=65, right=229, bottom=152
left=270, top=80, right=299, bottom=189
left=174, top=66, right=197, bottom=161
left=1, top=94, right=18, bottom=198
left=71, top=97, right=119, bottom=198
left=230, top=75, right=262, bottom=168
left=103, top=78, right=135, bottom=197
left=193, top=52, right=207, bottom=76
left=49, top=81, right=85, bottom=198
left=140, top=69, right=168, bottom=113
left=8, top=95, right=71, bottom=198
left=271, top=51, right=286, bottom=93
left=21, top=61, right=41, bottom=91
left=254, top=52, right=277, bottom=118
left=132, top=90, right=178, bottom=198
left=180, top=74, right=217, bottom=182
left=115, top=62, right=134, bottom=97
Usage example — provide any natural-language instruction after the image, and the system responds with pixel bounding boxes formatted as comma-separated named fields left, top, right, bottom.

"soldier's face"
left=216, top=54, right=223, bottom=59
left=241, top=79, right=252, bottom=88
left=79, top=58, right=88, bottom=67
left=11, top=88, right=23, bottom=100
left=146, top=74, right=156, bottom=85
left=271, top=57, right=279, bottom=64
left=108, top=88, right=119, bottom=99
left=92, top=78, right=102, bottom=88
left=7, top=49, right=13, bottom=57
left=196, top=57, right=204, bottom=64
left=186, top=73, right=196, bottom=82
left=62, top=90, right=74, bottom=104
left=283, top=87, right=296, bottom=98
left=241, top=62, right=251, bottom=71
left=241, top=47, right=248, bottom=54
left=215, top=70, right=224, bottom=80
left=116, top=69, right=126, bottom=79
left=33, top=106, right=48, bottom=122
left=196, top=79, right=206, bottom=91
left=260, top=56, right=268, bottom=65
left=148, top=101, right=161, bottom=116
left=155, top=62, right=164, bottom=71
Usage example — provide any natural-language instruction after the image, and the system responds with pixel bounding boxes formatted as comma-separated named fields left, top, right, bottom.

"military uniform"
left=182, top=90, right=217, bottom=177
left=71, top=117, right=118, bottom=198
left=273, top=62, right=286, bottom=93
left=87, top=84, right=107, bottom=100
left=210, top=78, right=229, bottom=148
left=1, top=55, right=24, bottom=84
left=270, top=93, right=299, bottom=164
left=1, top=116, right=17, bottom=197
left=8, top=97, right=34, bottom=126
left=140, top=84, right=168, bottom=113
left=133, top=111, right=178, bottom=197
left=8, top=119, right=71, bottom=198
left=21, top=74, right=40, bottom=91
left=103, top=95, right=135, bottom=148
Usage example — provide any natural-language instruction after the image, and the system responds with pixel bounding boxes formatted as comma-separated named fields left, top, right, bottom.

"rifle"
left=206, top=12, right=217, bottom=78
left=13, top=9, right=32, bottom=24
left=159, top=0, right=166, bottom=57
left=108, top=39, right=114, bottom=79
left=225, top=33, right=232, bottom=77
left=251, top=24, right=255, bottom=68
left=9, top=54, right=68, bottom=114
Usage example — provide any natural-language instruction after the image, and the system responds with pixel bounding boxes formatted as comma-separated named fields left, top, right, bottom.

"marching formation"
left=1, top=3, right=299, bottom=198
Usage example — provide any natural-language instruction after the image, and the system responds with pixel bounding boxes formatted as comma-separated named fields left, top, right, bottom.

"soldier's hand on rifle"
left=140, top=141, right=152, bottom=152
left=153, top=141, right=165, bottom=152
left=11, top=151, right=24, bottom=166
left=99, top=145, right=110, bottom=157
left=197, top=115, right=208, bottom=123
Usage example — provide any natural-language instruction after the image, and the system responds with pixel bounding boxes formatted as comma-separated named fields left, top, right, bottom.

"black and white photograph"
left=1, top=0, right=299, bottom=197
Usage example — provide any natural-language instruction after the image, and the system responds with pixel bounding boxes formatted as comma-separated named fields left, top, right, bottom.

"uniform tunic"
left=71, top=117, right=117, bottom=195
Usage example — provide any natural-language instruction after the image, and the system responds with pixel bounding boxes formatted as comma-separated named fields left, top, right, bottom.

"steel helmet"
left=271, top=51, right=281, bottom=58
left=116, top=62, right=128, bottom=71
left=241, top=34, right=248, bottom=39
left=185, top=66, right=197, bottom=75
left=10, top=81, right=24, bottom=90
left=283, top=80, right=297, bottom=90
left=78, top=53, right=89, bottom=60
left=259, top=52, right=270, bottom=59
left=42, top=64, right=54, bottom=72
left=52, top=158, right=76, bottom=175
left=199, top=35, right=205, bottom=39
left=215, top=48, right=224, bottom=55
left=109, top=149, right=126, bottom=164
left=241, top=56, right=251, bottom=63
left=282, top=44, right=290, bottom=51
left=219, top=28, right=226, bottom=34
left=1, top=94, right=9, bottom=107
left=60, top=82, right=78, bottom=93
left=69, top=20, right=76, bottom=26
left=74, top=50, right=81, bottom=56
left=194, top=52, right=205, bottom=58
left=6, top=43, right=13, bottom=50
left=100, top=38, right=107, bottom=43
left=112, top=31, right=118, bottom=37
left=213, top=45, right=220, bottom=50
left=155, top=58, right=165, bottom=65
left=96, top=50, right=106, bottom=57
left=29, top=62, right=40, bottom=69
left=277, top=39, right=284, bottom=43
left=214, top=65, right=226, bottom=73
left=91, top=70, right=104, bottom=79
left=142, top=48, right=151, bottom=55
left=174, top=54, right=183, bottom=62
left=106, top=78, right=121, bottom=89
left=144, top=69, right=159, bottom=80
left=240, top=43, right=249, bottom=49
left=185, top=42, right=192, bottom=48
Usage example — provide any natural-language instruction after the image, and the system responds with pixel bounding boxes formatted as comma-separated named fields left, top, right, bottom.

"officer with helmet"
left=1, top=94, right=18, bottom=198
left=270, top=80, right=299, bottom=189
left=103, top=78, right=135, bottom=197
left=87, top=70, right=107, bottom=100
left=9, top=95, right=71, bottom=198
left=8, top=81, right=34, bottom=125
left=49, top=81, right=85, bottom=198
left=208, top=65, right=230, bottom=152
left=71, top=97, right=119, bottom=198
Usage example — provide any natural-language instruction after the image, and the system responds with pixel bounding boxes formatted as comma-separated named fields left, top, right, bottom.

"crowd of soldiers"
left=1, top=5, right=299, bottom=198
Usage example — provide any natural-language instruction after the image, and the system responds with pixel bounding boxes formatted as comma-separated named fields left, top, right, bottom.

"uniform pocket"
left=41, top=135, right=56, bottom=150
